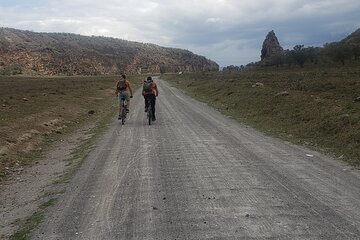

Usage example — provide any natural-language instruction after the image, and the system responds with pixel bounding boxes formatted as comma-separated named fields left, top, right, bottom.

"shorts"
left=118, top=91, right=130, bottom=103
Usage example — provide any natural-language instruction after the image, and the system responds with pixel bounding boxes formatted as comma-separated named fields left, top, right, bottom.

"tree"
left=305, top=47, right=319, bottom=64
left=351, top=45, right=360, bottom=60
left=335, top=45, right=352, bottom=65
left=223, top=65, right=240, bottom=72
left=323, top=43, right=352, bottom=65
left=267, top=52, right=285, bottom=67
left=291, top=45, right=307, bottom=67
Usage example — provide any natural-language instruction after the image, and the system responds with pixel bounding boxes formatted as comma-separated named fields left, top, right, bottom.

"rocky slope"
left=339, top=28, right=360, bottom=46
left=0, top=27, right=219, bottom=75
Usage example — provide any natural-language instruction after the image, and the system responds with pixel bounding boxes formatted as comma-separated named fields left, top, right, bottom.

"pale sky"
left=1, top=0, right=360, bottom=67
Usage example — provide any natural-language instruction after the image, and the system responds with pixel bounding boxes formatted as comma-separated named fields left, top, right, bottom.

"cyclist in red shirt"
left=142, top=76, right=158, bottom=121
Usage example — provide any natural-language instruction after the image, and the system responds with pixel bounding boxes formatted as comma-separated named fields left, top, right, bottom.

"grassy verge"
left=7, top=102, right=115, bottom=240
left=161, top=66, right=360, bottom=167
left=0, top=75, right=112, bottom=180
left=9, top=198, right=58, bottom=240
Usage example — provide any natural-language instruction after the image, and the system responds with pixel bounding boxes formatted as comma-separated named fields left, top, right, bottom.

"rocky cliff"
left=0, top=28, right=219, bottom=75
left=260, top=30, right=283, bottom=60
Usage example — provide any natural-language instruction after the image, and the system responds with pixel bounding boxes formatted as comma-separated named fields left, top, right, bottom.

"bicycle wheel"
left=121, top=100, right=127, bottom=125
left=147, top=107, right=152, bottom=125
left=146, top=99, right=152, bottom=125
left=121, top=109, right=126, bottom=125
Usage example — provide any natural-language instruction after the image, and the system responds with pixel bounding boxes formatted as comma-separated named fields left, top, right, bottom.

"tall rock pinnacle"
left=261, top=30, right=283, bottom=60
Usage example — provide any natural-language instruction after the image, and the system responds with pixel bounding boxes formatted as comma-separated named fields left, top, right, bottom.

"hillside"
left=340, top=28, right=360, bottom=45
left=0, top=27, right=219, bottom=75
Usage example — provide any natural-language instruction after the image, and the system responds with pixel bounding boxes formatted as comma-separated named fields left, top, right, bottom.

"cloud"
left=0, top=0, right=360, bottom=66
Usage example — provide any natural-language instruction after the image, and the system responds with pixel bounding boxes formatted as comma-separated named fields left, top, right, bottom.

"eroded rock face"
left=261, top=30, right=283, bottom=60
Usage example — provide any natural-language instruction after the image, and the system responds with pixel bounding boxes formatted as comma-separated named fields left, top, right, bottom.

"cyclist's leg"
left=119, top=92, right=129, bottom=113
left=126, top=99, right=130, bottom=113
left=118, top=93, right=122, bottom=117
left=144, top=94, right=150, bottom=111
left=124, top=92, right=130, bottom=112
left=150, top=94, right=156, bottom=120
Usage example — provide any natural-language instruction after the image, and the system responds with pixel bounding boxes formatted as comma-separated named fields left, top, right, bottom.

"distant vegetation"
left=263, top=43, right=360, bottom=68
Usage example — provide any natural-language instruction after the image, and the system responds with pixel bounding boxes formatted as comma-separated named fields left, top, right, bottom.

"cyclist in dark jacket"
left=142, top=76, right=158, bottom=121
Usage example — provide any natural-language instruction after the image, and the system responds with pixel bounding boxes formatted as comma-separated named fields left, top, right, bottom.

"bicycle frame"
left=121, top=98, right=127, bottom=125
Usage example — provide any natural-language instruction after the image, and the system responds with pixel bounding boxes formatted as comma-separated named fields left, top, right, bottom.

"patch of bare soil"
left=0, top=122, right=95, bottom=239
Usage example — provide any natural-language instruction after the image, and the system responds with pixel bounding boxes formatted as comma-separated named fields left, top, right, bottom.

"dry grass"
left=0, top=75, right=143, bottom=180
left=162, top=66, right=360, bottom=166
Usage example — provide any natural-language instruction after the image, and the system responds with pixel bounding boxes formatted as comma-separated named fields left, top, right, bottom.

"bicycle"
left=120, top=97, right=128, bottom=125
left=146, top=98, right=153, bottom=125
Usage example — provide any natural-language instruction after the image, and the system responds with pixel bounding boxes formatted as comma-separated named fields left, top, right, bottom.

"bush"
left=1, top=64, right=23, bottom=75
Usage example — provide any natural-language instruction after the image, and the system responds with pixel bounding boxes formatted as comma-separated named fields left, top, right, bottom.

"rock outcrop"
left=261, top=30, right=283, bottom=60
left=0, top=27, right=219, bottom=75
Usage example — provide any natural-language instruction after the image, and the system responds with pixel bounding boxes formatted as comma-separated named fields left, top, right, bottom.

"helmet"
left=146, top=76, right=153, bottom=82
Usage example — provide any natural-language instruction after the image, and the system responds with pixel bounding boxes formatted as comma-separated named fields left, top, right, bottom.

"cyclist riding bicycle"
left=142, top=76, right=158, bottom=121
left=115, top=74, right=133, bottom=120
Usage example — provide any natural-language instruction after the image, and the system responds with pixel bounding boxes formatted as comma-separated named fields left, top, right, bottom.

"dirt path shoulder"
left=0, top=121, right=99, bottom=239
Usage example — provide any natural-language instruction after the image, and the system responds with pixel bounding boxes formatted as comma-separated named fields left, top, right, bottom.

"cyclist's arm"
left=127, top=81, right=133, bottom=96
left=154, top=83, right=159, bottom=96
left=115, top=81, right=119, bottom=94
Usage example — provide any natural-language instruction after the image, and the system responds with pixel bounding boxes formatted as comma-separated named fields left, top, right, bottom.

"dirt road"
left=33, top=78, right=360, bottom=239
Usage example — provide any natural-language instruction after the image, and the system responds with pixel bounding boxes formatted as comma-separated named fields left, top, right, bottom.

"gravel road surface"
left=33, top=78, right=360, bottom=239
